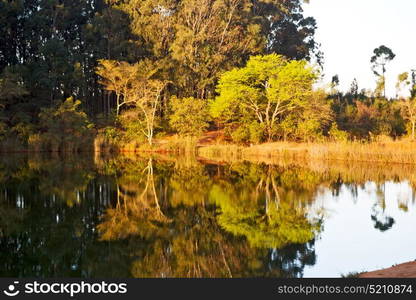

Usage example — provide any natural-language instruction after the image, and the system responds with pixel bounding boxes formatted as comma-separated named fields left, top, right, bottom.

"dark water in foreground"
left=0, top=153, right=415, bottom=278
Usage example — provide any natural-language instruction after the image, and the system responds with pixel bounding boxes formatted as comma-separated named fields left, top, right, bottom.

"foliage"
left=169, top=97, right=210, bottom=137
left=230, top=126, right=250, bottom=144
left=118, top=109, right=148, bottom=143
left=399, top=98, right=416, bottom=139
left=329, top=123, right=349, bottom=142
left=34, top=97, right=93, bottom=152
left=97, top=59, right=167, bottom=145
left=0, top=0, right=414, bottom=150
left=208, top=164, right=322, bottom=249
left=211, top=54, right=318, bottom=142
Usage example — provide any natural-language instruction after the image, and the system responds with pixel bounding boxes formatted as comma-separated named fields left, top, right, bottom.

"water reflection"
left=0, top=153, right=414, bottom=277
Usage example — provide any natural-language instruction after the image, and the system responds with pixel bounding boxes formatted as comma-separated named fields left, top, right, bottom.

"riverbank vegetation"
left=1, top=0, right=416, bottom=163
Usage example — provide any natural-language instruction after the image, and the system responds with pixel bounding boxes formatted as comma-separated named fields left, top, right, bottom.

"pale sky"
left=303, top=0, right=416, bottom=98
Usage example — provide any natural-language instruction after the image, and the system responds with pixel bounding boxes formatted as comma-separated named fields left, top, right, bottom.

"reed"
left=198, top=140, right=416, bottom=165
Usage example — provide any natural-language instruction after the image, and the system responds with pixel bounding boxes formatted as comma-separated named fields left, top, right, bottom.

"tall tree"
left=349, top=78, right=359, bottom=98
left=370, top=45, right=395, bottom=98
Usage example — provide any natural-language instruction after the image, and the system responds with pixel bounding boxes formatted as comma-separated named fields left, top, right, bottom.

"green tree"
left=96, top=59, right=168, bottom=145
left=287, top=90, right=333, bottom=142
left=210, top=54, right=317, bottom=141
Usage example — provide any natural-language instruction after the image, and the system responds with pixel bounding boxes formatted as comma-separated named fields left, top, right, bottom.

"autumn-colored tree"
left=399, top=98, right=416, bottom=140
left=96, top=60, right=141, bottom=116
left=134, top=79, right=167, bottom=146
left=97, top=59, right=168, bottom=145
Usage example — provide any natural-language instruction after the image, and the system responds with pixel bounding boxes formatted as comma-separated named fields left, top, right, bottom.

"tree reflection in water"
left=0, top=154, right=412, bottom=277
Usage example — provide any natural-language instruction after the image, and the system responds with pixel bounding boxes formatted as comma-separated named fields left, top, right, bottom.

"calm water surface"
left=0, top=153, right=415, bottom=278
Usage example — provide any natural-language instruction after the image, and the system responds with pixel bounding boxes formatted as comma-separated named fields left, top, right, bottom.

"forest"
left=1, top=0, right=416, bottom=155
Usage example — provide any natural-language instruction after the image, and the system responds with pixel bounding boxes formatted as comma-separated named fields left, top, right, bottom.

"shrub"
left=249, top=121, right=266, bottom=144
left=296, top=119, right=324, bottom=142
left=37, top=97, right=94, bottom=152
left=230, top=126, right=250, bottom=144
left=169, top=97, right=210, bottom=137
left=329, top=123, right=349, bottom=142
left=118, top=109, right=147, bottom=143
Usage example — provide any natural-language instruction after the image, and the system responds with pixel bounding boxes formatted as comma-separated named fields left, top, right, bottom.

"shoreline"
left=359, top=262, right=416, bottom=278
left=196, top=140, right=416, bottom=165
left=4, top=139, right=416, bottom=166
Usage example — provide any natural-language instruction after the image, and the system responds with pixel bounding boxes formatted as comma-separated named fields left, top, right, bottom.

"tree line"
left=1, top=0, right=415, bottom=152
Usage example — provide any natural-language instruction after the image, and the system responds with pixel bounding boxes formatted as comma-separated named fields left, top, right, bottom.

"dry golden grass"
left=198, top=140, right=416, bottom=165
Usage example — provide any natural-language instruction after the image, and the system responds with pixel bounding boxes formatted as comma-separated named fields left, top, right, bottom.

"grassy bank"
left=14, top=130, right=416, bottom=166
left=197, top=140, right=416, bottom=165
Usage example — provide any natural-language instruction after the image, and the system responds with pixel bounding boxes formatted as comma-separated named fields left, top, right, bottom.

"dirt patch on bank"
left=359, top=261, right=416, bottom=278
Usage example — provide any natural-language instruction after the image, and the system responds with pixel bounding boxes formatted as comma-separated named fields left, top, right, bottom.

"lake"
left=0, top=153, right=415, bottom=278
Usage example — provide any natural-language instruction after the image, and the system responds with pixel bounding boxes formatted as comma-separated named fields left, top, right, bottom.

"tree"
left=134, top=79, right=167, bottom=146
left=330, top=75, right=339, bottom=95
left=210, top=54, right=317, bottom=141
left=37, top=97, right=93, bottom=152
left=370, top=45, right=395, bottom=98
left=96, top=59, right=168, bottom=145
left=262, top=0, right=320, bottom=62
left=0, top=69, right=28, bottom=103
left=411, top=70, right=416, bottom=98
left=399, top=98, right=416, bottom=140
left=115, top=0, right=319, bottom=99
left=283, top=90, right=333, bottom=142
left=349, top=78, right=359, bottom=98
left=170, top=0, right=264, bottom=98
left=169, top=97, right=210, bottom=137
left=96, top=60, right=141, bottom=116
left=396, top=72, right=410, bottom=98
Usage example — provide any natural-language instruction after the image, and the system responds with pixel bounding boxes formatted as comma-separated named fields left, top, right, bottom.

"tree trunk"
left=116, top=94, right=120, bottom=116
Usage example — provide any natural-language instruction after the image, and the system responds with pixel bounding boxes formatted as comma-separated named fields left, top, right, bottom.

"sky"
left=304, top=181, right=416, bottom=277
left=302, top=0, right=416, bottom=98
